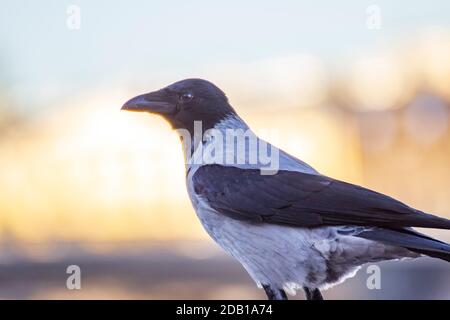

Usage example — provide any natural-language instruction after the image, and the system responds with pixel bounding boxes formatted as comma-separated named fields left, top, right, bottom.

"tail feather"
left=357, top=228, right=450, bottom=263
left=410, top=249, right=450, bottom=262
left=414, top=210, right=450, bottom=230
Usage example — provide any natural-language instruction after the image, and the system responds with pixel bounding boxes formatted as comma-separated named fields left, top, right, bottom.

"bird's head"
left=121, top=78, right=237, bottom=134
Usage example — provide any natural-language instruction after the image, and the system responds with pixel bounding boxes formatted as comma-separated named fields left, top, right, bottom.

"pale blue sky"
left=1, top=0, right=450, bottom=109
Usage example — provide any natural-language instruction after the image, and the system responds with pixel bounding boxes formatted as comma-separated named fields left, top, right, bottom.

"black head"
left=121, top=79, right=237, bottom=134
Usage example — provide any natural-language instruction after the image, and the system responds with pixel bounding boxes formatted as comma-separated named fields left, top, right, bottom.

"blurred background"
left=1, top=0, right=450, bottom=299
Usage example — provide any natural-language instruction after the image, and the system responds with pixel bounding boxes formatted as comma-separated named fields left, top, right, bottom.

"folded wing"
left=192, top=165, right=450, bottom=230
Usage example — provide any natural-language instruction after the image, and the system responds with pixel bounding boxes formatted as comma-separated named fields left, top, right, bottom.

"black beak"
left=121, top=90, right=175, bottom=114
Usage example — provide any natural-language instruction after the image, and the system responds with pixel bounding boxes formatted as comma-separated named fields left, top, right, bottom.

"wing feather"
left=192, top=165, right=450, bottom=229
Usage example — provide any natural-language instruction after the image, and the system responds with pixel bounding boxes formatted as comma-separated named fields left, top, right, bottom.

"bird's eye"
left=179, top=92, right=194, bottom=103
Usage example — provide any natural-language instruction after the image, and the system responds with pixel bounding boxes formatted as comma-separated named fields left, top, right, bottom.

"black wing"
left=192, top=165, right=450, bottom=229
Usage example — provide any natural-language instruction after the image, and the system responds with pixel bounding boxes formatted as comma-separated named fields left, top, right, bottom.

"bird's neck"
left=177, top=115, right=249, bottom=164
left=176, top=115, right=282, bottom=175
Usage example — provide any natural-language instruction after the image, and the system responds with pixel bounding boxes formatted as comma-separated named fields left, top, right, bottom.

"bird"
left=121, top=78, right=450, bottom=300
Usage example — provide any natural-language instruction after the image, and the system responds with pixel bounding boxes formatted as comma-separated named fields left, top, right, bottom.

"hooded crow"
left=122, top=78, right=450, bottom=300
